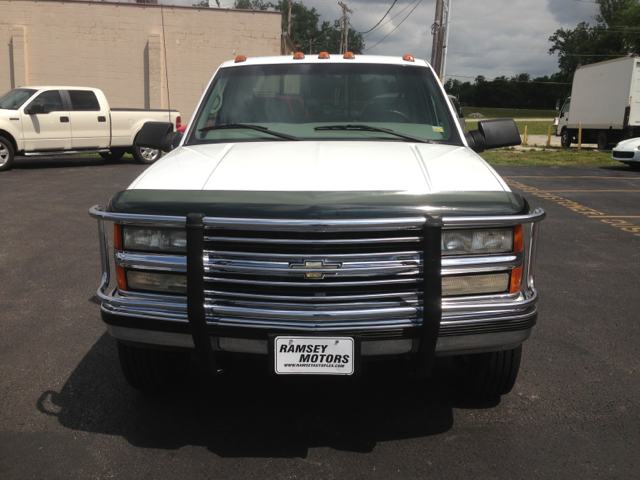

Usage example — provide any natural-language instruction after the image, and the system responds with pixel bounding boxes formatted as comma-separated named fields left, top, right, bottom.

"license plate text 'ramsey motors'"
left=274, top=337, right=354, bottom=375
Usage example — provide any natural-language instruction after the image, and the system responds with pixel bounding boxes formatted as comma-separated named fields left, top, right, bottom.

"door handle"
left=98, top=116, right=106, bottom=122
left=60, top=116, right=69, bottom=123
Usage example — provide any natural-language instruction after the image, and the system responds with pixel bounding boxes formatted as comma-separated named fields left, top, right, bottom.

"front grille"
left=202, top=221, right=425, bottom=331
left=612, top=150, right=635, bottom=159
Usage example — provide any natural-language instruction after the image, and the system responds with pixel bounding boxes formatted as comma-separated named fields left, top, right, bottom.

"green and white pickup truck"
left=0, top=86, right=180, bottom=171
left=90, top=53, right=545, bottom=398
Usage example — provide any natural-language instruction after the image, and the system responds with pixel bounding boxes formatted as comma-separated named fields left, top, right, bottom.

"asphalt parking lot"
left=1, top=156, right=639, bottom=479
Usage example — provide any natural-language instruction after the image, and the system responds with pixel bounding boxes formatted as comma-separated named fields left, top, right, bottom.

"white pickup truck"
left=0, top=86, right=180, bottom=171
left=90, top=54, right=545, bottom=399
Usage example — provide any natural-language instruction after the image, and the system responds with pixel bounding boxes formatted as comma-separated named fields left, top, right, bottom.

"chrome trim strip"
left=211, top=317, right=420, bottom=330
left=441, top=208, right=546, bottom=228
left=115, top=251, right=187, bottom=272
left=204, top=216, right=429, bottom=231
left=204, top=236, right=421, bottom=244
left=203, top=276, right=421, bottom=287
left=205, top=250, right=423, bottom=260
left=204, top=289, right=421, bottom=302
left=25, top=149, right=109, bottom=157
left=89, top=206, right=186, bottom=227
left=207, top=304, right=419, bottom=320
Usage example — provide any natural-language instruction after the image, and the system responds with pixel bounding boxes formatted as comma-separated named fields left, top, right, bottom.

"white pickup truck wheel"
left=132, top=146, right=161, bottom=164
left=464, top=344, right=522, bottom=398
left=0, top=136, right=15, bottom=172
left=99, top=148, right=126, bottom=161
left=117, top=341, right=190, bottom=391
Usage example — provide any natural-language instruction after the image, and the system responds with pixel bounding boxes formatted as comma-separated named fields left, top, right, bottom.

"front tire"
left=0, top=136, right=15, bottom=172
left=132, top=145, right=162, bottom=164
left=560, top=129, right=571, bottom=148
left=597, top=131, right=608, bottom=151
left=117, top=342, right=190, bottom=392
left=99, top=148, right=126, bottom=161
left=463, top=345, right=522, bottom=398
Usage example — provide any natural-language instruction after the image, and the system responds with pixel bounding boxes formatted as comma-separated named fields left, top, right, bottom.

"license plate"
left=274, top=336, right=354, bottom=375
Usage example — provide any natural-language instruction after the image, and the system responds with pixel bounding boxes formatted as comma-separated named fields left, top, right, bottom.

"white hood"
left=614, top=137, right=640, bottom=151
left=129, top=141, right=509, bottom=193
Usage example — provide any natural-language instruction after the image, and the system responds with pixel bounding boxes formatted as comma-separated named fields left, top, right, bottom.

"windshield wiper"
left=199, top=123, right=299, bottom=141
left=314, top=124, right=433, bottom=144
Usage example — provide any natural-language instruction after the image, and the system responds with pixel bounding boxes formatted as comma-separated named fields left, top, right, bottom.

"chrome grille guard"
left=90, top=205, right=545, bottom=376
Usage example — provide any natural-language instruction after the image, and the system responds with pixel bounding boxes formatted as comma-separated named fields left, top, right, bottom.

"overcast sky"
left=165, top=0, right=601, bottom=81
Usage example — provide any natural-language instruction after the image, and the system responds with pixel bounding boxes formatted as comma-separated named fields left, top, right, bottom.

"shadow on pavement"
left=11, top=155, right=138, bottom=170
left=36, top=333, right=498, bottom=458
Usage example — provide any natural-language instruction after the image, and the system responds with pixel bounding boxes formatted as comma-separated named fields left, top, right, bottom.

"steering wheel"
left=366, top=109, right=412, bottom=123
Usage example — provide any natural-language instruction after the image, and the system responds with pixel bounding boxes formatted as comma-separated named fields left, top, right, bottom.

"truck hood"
left=129, top=141, right=508, bottom=193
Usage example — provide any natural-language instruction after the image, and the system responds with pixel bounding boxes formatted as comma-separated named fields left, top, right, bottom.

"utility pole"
left=287, top=0, right=293, bottom=36
left=440, top=0, right=452, bottom=83
left=430, top=0, right=445, bottom=78
left=338, top=2, right=353, bottom=54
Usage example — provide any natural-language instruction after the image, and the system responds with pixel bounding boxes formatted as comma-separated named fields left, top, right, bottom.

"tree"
left=193, top=0, right=209, bottom=6
left=233, top=0, right=365, bottom=54
left=548, top=0, right=640, bottom=81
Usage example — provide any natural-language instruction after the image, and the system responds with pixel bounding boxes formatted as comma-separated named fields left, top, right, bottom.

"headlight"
left=442, top=273, right=510, bottom=296
left=441, top=228, right=513, bottom=255
left=126, top=271, right=187, bottom=294
left=122, top=227, right=187, bottom=253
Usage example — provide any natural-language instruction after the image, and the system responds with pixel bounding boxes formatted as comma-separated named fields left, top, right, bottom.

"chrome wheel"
left=0, top=143, right=8, bottom=167
left=141, top=147, right=159, bottom=162
left=0, top=136, right=15, bottom=171
left=132, top=145, right=162, bottom=164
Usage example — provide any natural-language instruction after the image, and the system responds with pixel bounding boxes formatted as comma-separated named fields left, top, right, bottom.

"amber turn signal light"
left=509, top=225, right=524, bottom=293
left=235, top=55, right=247, bottom=63
left=403, top=54, right=415, bottom=62
left=343, top=52, right=355, bottom=59
left=318, top=52, right=330, bottom=59
left=293, top=52, right=305, bottom=60
left=114, top=224, right=127, bottom=291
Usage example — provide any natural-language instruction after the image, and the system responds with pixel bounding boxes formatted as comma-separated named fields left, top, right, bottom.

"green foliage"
left=444, top=73, right=570, bottom=110
left=193, top=0, right=209, bottom=6
left=233, top=0, right=365, bottom=54
left=548, top=0, right=640, bottom=81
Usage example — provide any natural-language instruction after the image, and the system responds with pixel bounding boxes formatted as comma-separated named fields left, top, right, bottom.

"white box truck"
left=556, top=56, right=640, bottom=149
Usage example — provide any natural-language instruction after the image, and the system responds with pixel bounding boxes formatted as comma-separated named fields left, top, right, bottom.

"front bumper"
left=612, top=148, right=640, bottom=163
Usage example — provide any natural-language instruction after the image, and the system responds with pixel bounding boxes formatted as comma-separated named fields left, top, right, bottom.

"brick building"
left=1, top=0, right=284, bottom=122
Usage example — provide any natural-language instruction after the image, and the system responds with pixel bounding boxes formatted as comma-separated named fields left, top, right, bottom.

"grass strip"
left=466, top=120, right=554, bottom=135
left=480, top=147, right=619, bottom=166
left=461, top=107, right=557, bottom=119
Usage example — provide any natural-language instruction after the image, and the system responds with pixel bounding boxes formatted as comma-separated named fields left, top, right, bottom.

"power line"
left=351, top=0, right=397, bottom=34
left=363, top=0, right=423, bottom=51
left=362, top=0, right=420, bottom=38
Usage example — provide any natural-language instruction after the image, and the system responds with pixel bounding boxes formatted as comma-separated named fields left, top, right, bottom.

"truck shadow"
left=12, top=155, right=139, bottom=170
left=36, top=333, right=498, bottom=458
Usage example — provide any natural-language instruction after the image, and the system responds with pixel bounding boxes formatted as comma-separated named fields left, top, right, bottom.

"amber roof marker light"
left=403, top=54, right=415, bottom=62
left=343, top=52, right=355, bottom=59
left=235, top=55, right=247, bottom=63
left=318, top=52, right=330, bottom=59
left=293, top=52, right=306, bottom=60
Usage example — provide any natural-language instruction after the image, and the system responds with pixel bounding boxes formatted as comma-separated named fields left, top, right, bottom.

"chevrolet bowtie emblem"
left=290, top=260, right=342, bottom=279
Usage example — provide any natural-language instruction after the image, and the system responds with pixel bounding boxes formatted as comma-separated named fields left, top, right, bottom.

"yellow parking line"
left=588, top=216, right=640, bottom=218
left=503, top=176, right=637, bottom=179
left=532, top=190, right=640, bottom=192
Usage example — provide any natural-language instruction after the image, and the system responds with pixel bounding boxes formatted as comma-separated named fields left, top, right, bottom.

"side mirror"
left=555, top=99, right=562, bottom=111
left=25, top=103, right=46, bottom=115
left=465, top=119, right=521, bottom=153
left=135, top=121, right=183, bottom=153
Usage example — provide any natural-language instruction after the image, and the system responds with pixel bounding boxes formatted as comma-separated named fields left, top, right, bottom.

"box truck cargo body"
left=556, top=56, right=640, bottom=149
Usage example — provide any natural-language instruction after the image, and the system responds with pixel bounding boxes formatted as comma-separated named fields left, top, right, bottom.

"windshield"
left=187, top=63, right=462, bottom=146
left=0, top=89, right=37, bottom=110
